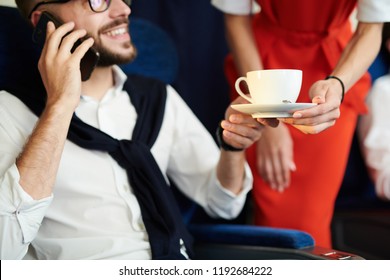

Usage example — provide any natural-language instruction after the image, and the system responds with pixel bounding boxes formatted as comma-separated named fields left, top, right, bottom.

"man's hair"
left=382, top=22, right=390, bottom=65
left=15, top=0, right=39, bottom=20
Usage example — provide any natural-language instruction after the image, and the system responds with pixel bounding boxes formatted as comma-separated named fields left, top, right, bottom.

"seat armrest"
left=193, top=243, right=365, bottom=260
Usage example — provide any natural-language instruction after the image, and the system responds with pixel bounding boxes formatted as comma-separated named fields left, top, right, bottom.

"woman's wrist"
left=325, top=75, right=345, bottom=103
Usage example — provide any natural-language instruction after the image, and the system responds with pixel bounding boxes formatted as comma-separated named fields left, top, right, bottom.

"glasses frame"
left=28, top=0, right=132, bottom=19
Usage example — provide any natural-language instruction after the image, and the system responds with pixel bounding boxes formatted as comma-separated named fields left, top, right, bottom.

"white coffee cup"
left=235, top=69, right=302, bottom=104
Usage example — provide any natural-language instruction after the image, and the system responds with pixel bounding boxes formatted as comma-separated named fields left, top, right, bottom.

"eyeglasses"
left=28, top=0, right=132, bottom=18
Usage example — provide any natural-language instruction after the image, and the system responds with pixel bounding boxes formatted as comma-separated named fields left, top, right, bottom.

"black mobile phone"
left=32, top=12, right=100, bottom=81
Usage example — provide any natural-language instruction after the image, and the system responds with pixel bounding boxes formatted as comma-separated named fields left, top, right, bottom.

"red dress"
left=225, top=0, right=371, bottom=247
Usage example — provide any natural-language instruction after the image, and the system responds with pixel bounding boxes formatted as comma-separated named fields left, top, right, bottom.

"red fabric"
left=225, top=0, right=371, bottom=247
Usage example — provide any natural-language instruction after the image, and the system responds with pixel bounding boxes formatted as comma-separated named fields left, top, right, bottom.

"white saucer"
left=231, top=103, right=317, bottom=118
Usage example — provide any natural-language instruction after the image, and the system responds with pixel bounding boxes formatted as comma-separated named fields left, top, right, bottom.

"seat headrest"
left=0, top=6, right=40, bottom=89
left=120, top=17, right=179, bottom=84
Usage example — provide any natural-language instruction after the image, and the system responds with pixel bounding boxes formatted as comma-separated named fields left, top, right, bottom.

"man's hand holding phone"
left=37, top=19, right=95, bottom=112
left=33, top=12, right=100, bottom=82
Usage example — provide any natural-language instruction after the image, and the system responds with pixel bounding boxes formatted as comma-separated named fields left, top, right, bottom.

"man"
left=0, top=0, right=264, bottom=259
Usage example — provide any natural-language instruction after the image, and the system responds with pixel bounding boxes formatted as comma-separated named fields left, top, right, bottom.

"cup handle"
left=235, top=77, right=254, bottom=103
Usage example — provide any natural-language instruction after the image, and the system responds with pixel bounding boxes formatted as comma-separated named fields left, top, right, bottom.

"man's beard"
left=93, top=40, right=137, bottom=67
left=91, top=18, right=137, bottom=67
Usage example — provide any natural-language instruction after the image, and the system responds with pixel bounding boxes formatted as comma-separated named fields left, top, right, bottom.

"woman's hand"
left=279, top=79, right=342, bottom=134
left=256, top=122, right=295, bottom=192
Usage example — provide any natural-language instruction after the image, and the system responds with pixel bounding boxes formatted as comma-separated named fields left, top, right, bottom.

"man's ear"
left=30, top=11, right=43, bottom=27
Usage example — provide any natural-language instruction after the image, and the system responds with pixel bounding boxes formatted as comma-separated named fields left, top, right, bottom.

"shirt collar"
left=80, top=66, right=128, bottom=103
left=112, top=65, right=128, bottom=92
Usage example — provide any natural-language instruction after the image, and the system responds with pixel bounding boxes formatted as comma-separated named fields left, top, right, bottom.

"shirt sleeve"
left=357, top=0, right=390, bottom=22
left=164, top=86, right=253, bottom=219
left=211, top=0, right=260, bottom=15
left=0, top=92, right=53, bottom=259
left=0, top=164, right=53, bottom=259
left=358, top=75, right=390, bottom=200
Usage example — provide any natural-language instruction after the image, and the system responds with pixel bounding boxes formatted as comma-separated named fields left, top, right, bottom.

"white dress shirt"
left=211, top=0, right=390, bottom=22
left=358, top=73, right=390, bottom=200
left=0, top=66, right=252, bottom=260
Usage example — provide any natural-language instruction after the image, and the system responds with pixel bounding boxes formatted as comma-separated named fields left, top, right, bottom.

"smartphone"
left=32, top=12, right=100, bottom=81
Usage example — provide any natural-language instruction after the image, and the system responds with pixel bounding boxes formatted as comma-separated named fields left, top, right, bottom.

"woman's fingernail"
left=293, top=112, right=302, bottom=118
left=290, top=162, right=297, bottom=171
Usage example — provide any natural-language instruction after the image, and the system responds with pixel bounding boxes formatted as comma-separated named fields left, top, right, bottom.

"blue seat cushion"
left=189, top=224, right=315, bottom=249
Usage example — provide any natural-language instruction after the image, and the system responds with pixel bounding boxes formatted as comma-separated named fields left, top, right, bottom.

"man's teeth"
left=106, top=28, right=127, bottom=36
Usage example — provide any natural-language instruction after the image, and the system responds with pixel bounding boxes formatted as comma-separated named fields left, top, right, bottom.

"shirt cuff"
left=0, top=164, right=53, bottom=243
left=208, top=162, right=253, bottom=219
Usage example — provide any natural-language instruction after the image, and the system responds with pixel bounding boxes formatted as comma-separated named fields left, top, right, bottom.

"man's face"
left=91, top=15, right=137, bottom=66
left=54, top=0, right=136, bottom=66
